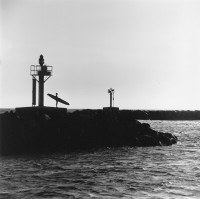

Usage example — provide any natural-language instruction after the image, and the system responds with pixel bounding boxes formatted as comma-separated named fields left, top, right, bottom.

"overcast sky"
left=1, top=0, right=200, bottom=110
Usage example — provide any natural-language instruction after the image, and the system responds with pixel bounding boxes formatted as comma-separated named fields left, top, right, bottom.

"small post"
left=103, top=88, right=119, bottom=112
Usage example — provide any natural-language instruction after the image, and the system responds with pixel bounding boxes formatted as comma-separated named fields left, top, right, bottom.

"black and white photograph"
left=0, top=0, right=199, bottom=198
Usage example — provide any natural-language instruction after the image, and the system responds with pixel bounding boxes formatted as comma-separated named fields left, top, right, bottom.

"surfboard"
left=47, top=93, right=70, bottom=105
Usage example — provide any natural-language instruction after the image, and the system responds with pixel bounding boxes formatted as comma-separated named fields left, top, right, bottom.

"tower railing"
left=30, top=65, right=53, bottom=78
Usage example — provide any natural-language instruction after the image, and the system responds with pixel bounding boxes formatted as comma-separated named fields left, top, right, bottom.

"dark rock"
left=0, top=108, right=178, bottom=155
left=142, top=123, right=151, bottom=129
left=158, top=133, right=173, bottom=146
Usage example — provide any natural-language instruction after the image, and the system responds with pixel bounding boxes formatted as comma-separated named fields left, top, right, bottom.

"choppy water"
left=1, top=120, right=200, bottom=198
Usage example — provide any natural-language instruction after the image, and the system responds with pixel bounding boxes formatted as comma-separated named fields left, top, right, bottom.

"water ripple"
left=1, top=120, right=200, bottom=198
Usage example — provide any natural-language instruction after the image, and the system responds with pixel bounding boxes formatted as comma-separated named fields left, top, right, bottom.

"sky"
left=1, top=0, right=200, bottom=110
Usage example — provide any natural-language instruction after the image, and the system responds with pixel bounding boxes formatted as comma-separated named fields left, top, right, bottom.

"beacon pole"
left=38, top=55, right=45, bottom=107
left=38, top=73, right=44, bottom=107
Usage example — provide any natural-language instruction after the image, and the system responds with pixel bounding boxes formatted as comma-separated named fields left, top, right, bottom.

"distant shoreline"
left=0, top=108, right=15, bottom=114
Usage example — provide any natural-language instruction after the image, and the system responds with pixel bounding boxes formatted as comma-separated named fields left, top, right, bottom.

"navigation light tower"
left=30, top=55, right=53, bottom=107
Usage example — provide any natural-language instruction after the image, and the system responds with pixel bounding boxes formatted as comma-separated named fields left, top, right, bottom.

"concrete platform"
left=103, top=107, right=119, bottom=112
left=15, top=106, right=67, bottom=115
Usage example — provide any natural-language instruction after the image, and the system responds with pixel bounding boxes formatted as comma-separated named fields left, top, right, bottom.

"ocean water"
left=0, top=120, right=200, bottom=198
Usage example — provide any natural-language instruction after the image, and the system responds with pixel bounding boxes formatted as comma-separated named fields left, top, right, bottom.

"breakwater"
left=127, top=110, right=200, bottom=120
left=0, top=107, right=177, bottom=155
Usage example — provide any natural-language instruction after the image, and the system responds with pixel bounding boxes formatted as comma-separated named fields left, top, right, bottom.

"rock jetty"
left=0, top=108, right=177, bottom=155
left=129, top=110, right=200, bottom=120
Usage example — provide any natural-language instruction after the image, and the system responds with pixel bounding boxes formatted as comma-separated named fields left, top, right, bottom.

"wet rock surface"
left=0, top=109, right=178, bottom=155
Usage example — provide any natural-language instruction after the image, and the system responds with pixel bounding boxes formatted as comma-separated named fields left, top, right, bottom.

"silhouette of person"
left=56, top=93, right=58, bottom=108
left=39, top=55, right=44, bottom=66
